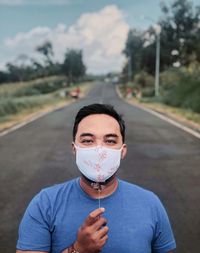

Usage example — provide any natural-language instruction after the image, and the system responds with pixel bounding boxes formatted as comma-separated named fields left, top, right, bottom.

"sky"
left=0, top=0, right=199, bottom=74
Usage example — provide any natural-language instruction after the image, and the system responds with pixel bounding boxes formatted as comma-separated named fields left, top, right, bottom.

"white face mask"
left=74, top=144, right=123, bottom=183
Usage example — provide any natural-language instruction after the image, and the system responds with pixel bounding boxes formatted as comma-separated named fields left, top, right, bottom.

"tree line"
left=123, top=0, right=200, bottom=76
left=0, top=42, right=86, bottom=85
left=122, top=0, right=200, bottom=113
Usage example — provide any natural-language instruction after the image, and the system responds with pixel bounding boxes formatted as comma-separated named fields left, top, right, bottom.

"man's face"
left=73, top=114, right=127, bottom=159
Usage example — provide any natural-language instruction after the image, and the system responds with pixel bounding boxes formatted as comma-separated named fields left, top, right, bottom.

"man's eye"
left=106, top=139, right=116, bottom=144
left=81, top=139, right=93, bottom=143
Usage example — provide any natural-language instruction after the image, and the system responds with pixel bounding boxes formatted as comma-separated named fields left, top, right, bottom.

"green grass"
left=0, top=76, right=69, bottom=119
left=161, top=70, right=200, bottom=113
left=133, top=97, right=200, bottom=126
left=0, top=77, right=93, bottom=125
left=0, top=75, right=66, bottom=97
left=0, top=95, right=60, bottom=117
left=121, top=67, right=200, bottom=114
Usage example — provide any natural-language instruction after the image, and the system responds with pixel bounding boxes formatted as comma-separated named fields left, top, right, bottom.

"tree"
left=0, top=71, right=9, bottom=84
left=6, top=63, right=23, bottom=82
left=122, top=0, right=200, bottom=78
left=123, top=29, right=143, bottom=76
left=160, top=0, right=200, bottom=67
left=36, top=41, right=54, bottom=65
left=123, top=28, right=157, bottom=77
left=62, top=49, right=86, bottom=85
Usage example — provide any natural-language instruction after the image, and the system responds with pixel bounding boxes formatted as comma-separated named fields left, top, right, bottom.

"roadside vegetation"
left=0, top=76, right=92, bottom=131
left=0, top=43, right=90, bottom=131
left=1, top=0, right=199, bottom=131
left=120, top=0, right=200, bottom=128
left=0, top=76, right=65, bottom=118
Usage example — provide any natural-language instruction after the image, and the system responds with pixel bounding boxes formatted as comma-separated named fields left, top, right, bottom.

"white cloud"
left=2, top=5, right=129, bottom=73
left=5, top=27, right=51, bottom=48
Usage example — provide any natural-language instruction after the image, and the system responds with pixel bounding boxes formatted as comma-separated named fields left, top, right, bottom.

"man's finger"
left=85, top=208, right=105, bottom=226
left=99, top=234, right=109, bottom=246
left=92, top=217, right=107, bottom=231
left=96, top=225, right=109, bottom=239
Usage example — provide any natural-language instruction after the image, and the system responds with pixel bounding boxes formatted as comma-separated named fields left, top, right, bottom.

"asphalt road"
left=0, top=82, right=200, bottom=253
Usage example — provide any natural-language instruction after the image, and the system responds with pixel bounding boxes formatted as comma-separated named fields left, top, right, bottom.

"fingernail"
left=101, top=207, right=105, bottom=212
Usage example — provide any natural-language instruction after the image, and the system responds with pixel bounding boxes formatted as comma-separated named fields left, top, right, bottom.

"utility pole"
left=155, top=31, right=160, bottom=96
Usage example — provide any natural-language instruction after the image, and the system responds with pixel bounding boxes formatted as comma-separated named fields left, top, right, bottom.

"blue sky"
left=0, top=0, right=162, bottom=40
left=0, top=0, right=199, bottom=74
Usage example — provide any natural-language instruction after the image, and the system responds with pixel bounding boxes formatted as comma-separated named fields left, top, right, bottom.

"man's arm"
left=17, top=207, right=108, bottom=253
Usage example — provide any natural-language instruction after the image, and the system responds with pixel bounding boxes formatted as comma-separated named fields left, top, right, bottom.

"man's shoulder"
left=119, top=179, right=160, bottom=203
left=119, top=179, right=154, bottom=194
left=42, top=178, right=76, bottom=193
left=33, top=178, right=78, bottom=204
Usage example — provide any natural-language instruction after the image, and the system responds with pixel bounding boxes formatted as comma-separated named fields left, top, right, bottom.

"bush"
left=33, top=80, right=64, bottom=94
left=163, top=70, right=200, bottom=113
left=182, top=91, right=200, bottom=112
left=141, top=87, right=155, bottom=97
left=14, top=87, right=41, bottom=97
left=134, top=71, right=154, bottom=88
left=0, top=96, right=55, bottom=117
left=160, top=69, right=181, bottom=90
left=12, top=79, right=65, bottom=97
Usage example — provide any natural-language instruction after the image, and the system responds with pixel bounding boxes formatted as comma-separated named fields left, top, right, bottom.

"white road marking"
left=0, top=83, right=93, bottom=138
left=127, top=101, right=200, bottom=140
left=0, top=104, right=68, bottom=137
left=115, top=85, right=200, bottom=139
left=1, top=85, right=200, bottom=140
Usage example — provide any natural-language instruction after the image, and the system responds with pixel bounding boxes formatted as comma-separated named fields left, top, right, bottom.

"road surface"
left=0, top=82, right=199, bottom=253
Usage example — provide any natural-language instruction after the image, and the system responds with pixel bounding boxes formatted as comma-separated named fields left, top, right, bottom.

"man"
left=16, top=103, right=176, bottom=253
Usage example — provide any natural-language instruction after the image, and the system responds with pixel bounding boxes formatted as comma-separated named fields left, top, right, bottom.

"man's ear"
left=71, top=142, right=76, bottom=155
left=121, top=144, right=127, bottom=159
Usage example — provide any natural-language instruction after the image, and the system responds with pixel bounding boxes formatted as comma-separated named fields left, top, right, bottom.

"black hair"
left=73, top=103, right=125, bottom=142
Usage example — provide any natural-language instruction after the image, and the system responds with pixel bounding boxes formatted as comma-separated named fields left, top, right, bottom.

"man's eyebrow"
left=80, top=133, right=94, bottom=137
left=105, top=134, right=119, bottom=138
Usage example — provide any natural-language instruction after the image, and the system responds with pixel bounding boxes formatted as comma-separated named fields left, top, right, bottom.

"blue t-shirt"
left=17, top=178, right=176, bottom=253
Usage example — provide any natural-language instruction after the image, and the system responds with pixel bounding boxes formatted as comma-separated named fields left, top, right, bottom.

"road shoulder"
left=0, top=82, right=92, bottom=137
left=116, top=85, right=200, bottom=139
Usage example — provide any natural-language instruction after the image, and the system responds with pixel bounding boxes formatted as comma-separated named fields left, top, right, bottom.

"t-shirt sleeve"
left=152, top=195, right=176, bottom=253
left=16, top=190, right=52, bottom=252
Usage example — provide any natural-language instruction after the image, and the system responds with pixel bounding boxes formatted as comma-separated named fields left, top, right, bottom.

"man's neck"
left=79, top=176, right=118, bottom=199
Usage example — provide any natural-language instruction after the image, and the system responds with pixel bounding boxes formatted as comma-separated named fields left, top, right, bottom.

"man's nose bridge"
left=96, top=140, right=103, bottom=146
left=95, top=137, right=104, bottom=146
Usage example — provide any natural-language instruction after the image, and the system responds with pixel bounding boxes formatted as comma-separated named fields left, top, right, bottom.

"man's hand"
left=73, top=207, right=108, bottom=253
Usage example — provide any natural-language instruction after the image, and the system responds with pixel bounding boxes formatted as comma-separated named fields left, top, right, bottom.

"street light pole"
left=155, top=31, right=160, bottom=96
